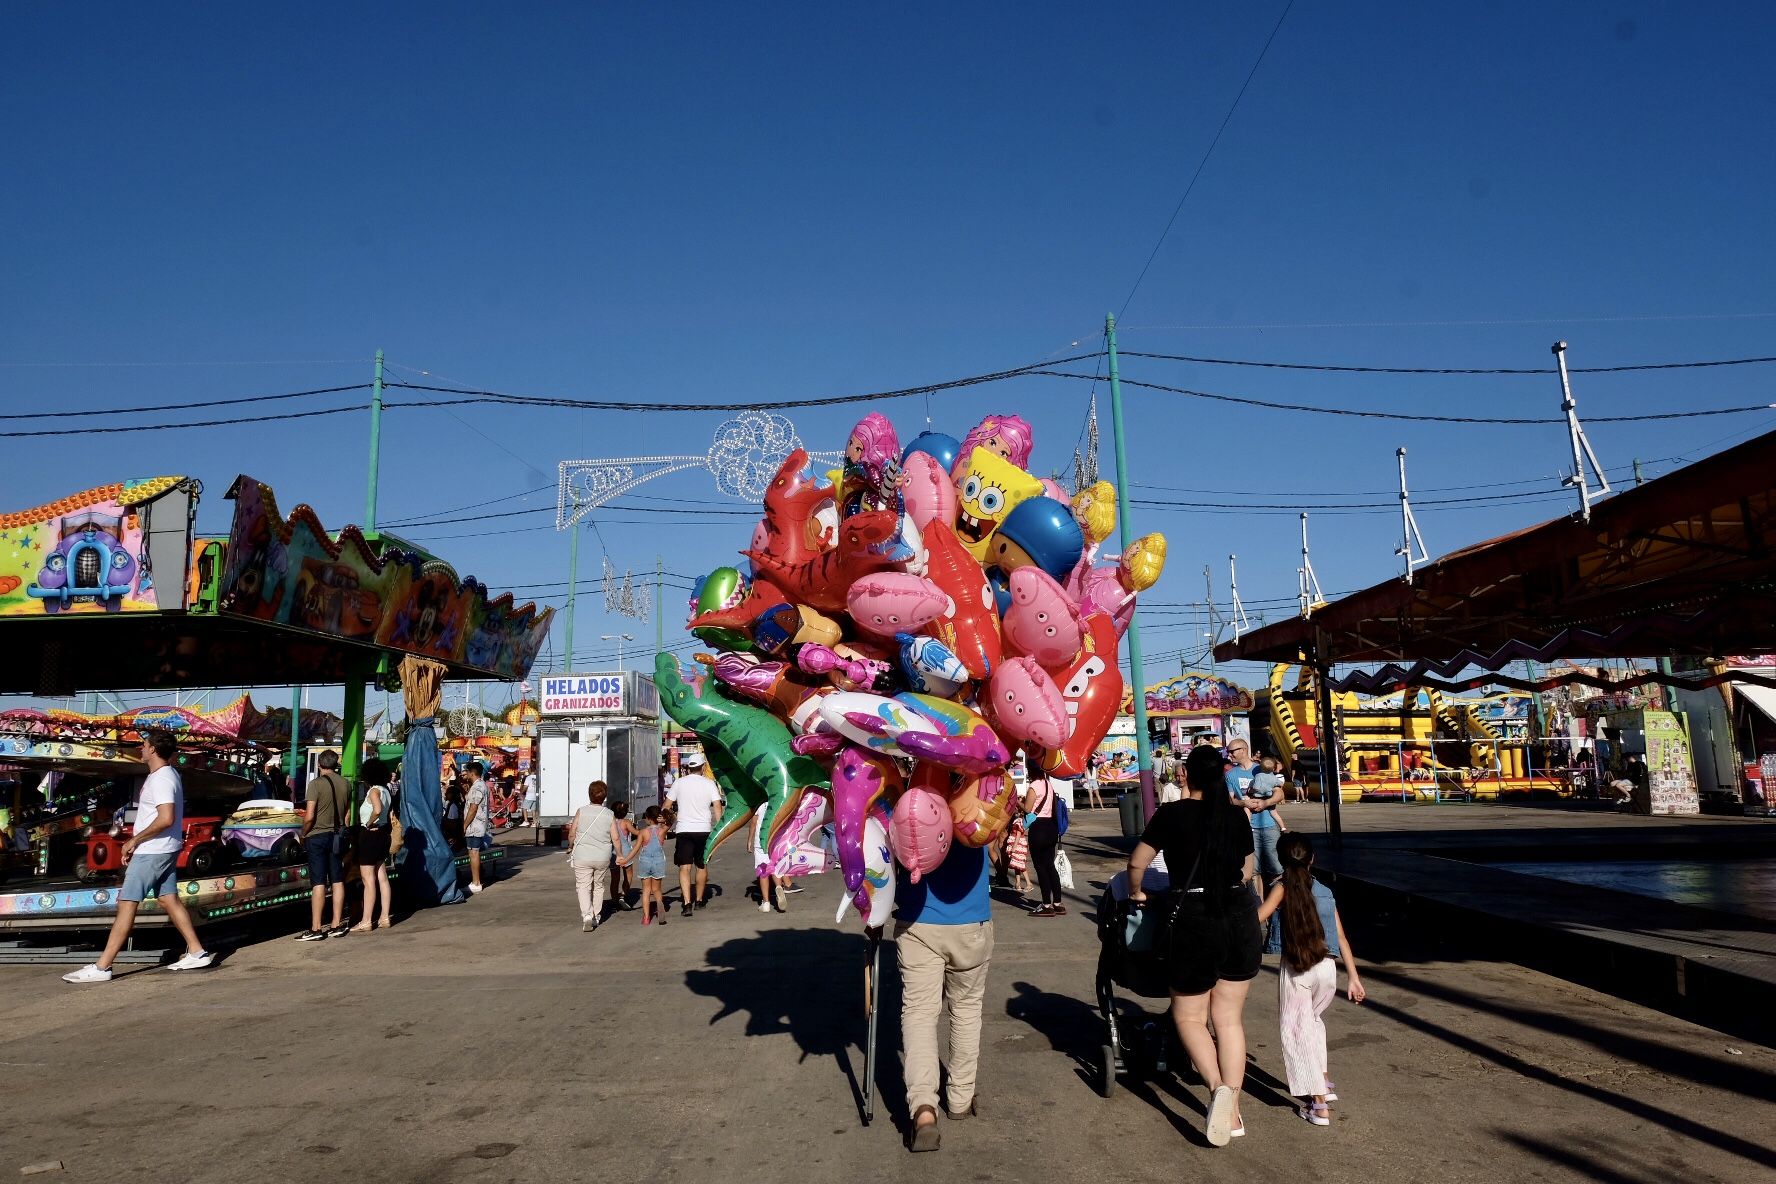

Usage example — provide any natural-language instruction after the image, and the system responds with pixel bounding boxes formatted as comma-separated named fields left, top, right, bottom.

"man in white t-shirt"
left=462, top=762, right=492, bottom=895
left=520, top=770, right=539, bottom=828
left=665, top=752, right=723, bottom=918
left=63, top=730, right=214, bottom=983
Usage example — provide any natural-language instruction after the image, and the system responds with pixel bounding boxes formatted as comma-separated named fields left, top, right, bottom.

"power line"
left=0, top=384, right=370, bottom=422
left=1119, top=311, right=1776, bottom=331
left=1119, top=0, right=1296, bottom=318
left=1029, top=370, right=1774, bottom=425
left=382, top=353, right=1105, bottom=413
left=1119, top=351, right=1776, bottom=376
left=0, top=403, right=367, bottom=438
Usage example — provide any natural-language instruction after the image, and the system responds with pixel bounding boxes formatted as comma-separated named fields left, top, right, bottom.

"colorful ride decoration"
left=660, top=410, right=1166, bottom=928
left=0, top=694, right=343, bottom=747
left=0, top=477, right=193, bottom=617
left=216, top=477, right=553, bottom=680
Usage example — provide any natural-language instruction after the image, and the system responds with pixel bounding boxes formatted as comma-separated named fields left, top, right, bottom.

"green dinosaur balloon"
left=690, top=566, right=753, bottom=654
left=654, top=651, right=827, bottom=866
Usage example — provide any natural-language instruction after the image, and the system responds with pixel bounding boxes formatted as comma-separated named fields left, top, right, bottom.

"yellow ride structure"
left=1261, top=663, right=1559, bottom=802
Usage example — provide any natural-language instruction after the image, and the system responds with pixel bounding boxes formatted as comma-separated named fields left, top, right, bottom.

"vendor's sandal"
left=908, top=1107, right=941, bottom=1152
left=945, top=1097, right=978, bottom=1120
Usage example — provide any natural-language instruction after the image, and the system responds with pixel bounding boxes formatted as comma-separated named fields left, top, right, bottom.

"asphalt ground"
left=2, top=809, right=1771, bottom=1183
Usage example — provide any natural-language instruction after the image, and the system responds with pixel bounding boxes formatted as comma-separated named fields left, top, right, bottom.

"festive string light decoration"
left=556, top=411, right=840, bottom=529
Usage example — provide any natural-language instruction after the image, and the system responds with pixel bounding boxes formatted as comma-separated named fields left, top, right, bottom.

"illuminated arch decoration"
left=556, top=411, right=841, bottom=529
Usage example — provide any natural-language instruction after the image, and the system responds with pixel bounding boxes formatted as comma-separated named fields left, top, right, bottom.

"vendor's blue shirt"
left=1227, top=764, right=1277, bottom=830
left=895, top=843, right=989, bottom=925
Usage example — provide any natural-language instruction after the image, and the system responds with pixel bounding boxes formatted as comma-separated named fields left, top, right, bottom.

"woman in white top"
left=566, top=780, right=622, bottom=932
left=352, top=758, right=396, bottom=932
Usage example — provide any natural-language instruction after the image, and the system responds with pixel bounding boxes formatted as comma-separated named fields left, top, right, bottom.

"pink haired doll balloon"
left=949, top=414, right=1034, bottom=481
left=841, top=412, right=903, bottom=517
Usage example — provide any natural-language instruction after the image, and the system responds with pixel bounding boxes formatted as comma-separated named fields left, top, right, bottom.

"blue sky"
left=3, top=2, right=1774, bottom=713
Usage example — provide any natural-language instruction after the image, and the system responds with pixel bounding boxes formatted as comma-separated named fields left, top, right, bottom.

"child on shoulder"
left=1247, top=754, right=1288, bottom=831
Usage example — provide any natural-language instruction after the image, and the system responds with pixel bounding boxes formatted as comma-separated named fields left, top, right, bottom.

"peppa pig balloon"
left=888, top=777, right=953, bottom=883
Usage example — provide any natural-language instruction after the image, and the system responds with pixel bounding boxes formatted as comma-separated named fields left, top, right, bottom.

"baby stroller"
left=1094, top=866, right=1177, bottom=1097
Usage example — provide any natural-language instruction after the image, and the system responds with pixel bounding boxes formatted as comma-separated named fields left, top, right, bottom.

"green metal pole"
left=1105, top=314, right=1156, bottom=821
left=287, top=685, right=303, bottom=784
left=564, top=520, right=580, bottom=670
left=365, top=349, right=385, bottom=533
left=341, top=677, right=365, bottom=813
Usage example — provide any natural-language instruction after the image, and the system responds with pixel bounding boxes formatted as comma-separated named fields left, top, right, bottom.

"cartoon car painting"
left=27, top=511, right=139, bottom=613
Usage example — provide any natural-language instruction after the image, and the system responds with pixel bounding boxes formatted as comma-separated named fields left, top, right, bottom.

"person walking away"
left=567, top=781, right=621, bottom=932
left=992, top=751, right=1030, bottom=886
left=1257, top=834, right=1365, bottom=1126
left=297, top=751, right=352, bottom=941
left=351, top=758, right=395, bottom=932
left=1082, top=756, right=1105, bottom=810
left=612, top=801, right=639, bottom=908
left=462, top=761, right=492, bottom=894
left=1022, top=761, right=1065, bottom=917
left=620, top=806, right=670, bottom=926
left=1125, top=745, right=1262, bottom=1147
left=521, top=769, right=539, bottom=828
left=63, top=730, right=214, bottom=982
left=1226, top=739, right=1281, bottom=887
left=665, top=752, right=723, bottom=917
left=1005, top=815, right=1031, bottom=897
left=897, top=841, right=993, bottom=1152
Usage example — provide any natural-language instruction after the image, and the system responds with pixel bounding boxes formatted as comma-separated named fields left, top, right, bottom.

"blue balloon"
left=902, top=431, right=961, bottom=474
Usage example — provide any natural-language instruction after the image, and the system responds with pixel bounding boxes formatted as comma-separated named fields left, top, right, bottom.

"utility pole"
left=1555, top=342, right=1611, bottom=521
left=1105, top=313, right=1157, bottom=822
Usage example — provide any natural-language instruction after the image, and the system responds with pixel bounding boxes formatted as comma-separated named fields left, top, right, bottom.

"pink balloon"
left=1076, top=564, right=1136, bottom=637
left=986, top=656, right=1068, bottom=748
left=900, top=451, right=958, bottom=531
left=1003, top=567, right=1085, bottom=668
left=1040, top=478, right=1069, bottom=503
left=847, top=573, right=951, bottom=637
left=888, top=783, right=953, bottom=883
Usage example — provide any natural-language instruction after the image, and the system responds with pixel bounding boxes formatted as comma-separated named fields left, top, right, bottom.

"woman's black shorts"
left=1166, top=891, right=1263, bottom=995
left=355, top=826, right=392, bottom=865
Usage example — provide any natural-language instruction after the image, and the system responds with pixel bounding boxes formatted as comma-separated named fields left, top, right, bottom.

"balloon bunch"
left=656, top=412, right=1166, bottom=929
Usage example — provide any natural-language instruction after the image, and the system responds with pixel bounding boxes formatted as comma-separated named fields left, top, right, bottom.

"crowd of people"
left=60, top=726, right=1361, bottom=1154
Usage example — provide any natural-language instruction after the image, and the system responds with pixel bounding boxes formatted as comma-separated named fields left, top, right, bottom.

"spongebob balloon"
left=954, top=447, right=1044, bottom=562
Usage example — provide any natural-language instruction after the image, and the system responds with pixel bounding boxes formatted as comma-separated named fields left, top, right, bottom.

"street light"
left=601, top=633, right=636, bottom=672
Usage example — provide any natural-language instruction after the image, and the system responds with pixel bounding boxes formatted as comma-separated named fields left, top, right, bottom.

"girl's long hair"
left=1277, top=833, right=1330, bottom=973
left=1184, top=746, right=1241, bottom=908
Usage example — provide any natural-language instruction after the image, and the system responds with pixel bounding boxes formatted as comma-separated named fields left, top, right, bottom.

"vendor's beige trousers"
left=573, top=861, right=610, bottom=922
left=895, top=919, right=994, bottom=1115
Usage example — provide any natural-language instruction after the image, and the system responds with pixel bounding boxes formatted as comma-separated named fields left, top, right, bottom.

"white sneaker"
left=166, top=950, right=216, bottom=971
left=62, top=963, right=113, bottom=984
left=759, top=900, right=771, bottom=914
left=468, top=883, right=484, bottom=895
left=1206, top=1085, right=1236, bottom=1147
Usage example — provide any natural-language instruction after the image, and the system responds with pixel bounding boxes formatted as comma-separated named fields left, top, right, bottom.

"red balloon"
left=919, top=518, right=1001, bottom=680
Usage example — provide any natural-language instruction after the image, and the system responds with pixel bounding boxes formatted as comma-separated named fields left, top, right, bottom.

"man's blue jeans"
left=1253, top=825, right=1282, bottom=882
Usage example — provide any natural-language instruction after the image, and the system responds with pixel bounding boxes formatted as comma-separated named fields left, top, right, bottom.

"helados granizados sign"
left=540, top=674, right=627, bottom=716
